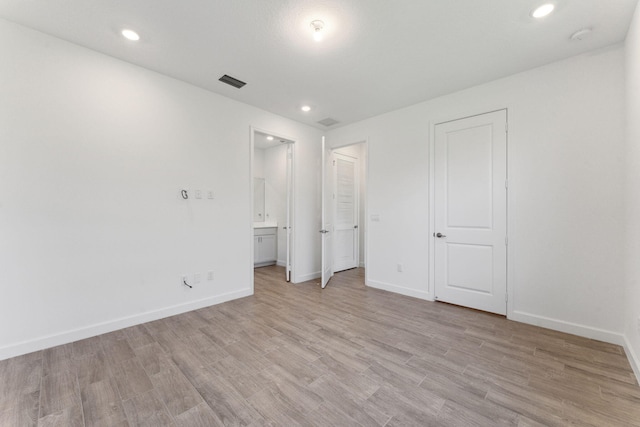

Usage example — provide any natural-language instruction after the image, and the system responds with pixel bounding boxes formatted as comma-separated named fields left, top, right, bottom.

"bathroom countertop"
left=253, top=222, right=278, bottom=229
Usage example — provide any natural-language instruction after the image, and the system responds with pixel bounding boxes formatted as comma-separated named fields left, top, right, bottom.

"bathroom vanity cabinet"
left=254, top=226, right=277, bottom=267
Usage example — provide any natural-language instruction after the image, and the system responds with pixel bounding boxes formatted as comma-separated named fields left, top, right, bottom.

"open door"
left=285, top=143, right=293, bottom=282
left=320, top=136, right=334, bottom=289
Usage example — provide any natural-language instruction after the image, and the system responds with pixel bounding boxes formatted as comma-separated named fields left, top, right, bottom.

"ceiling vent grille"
left=218, top=74, right=247, bottom=89
left=318, top=117, right=340, bottom=127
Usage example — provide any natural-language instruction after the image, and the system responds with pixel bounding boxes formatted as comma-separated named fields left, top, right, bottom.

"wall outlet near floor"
left=397, top=263, right=403, bottom=272
left=207, top=270, right=214, bottom=281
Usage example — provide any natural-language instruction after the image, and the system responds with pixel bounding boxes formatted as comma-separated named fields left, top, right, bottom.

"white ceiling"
left=0, top=0, right=637, bottom=129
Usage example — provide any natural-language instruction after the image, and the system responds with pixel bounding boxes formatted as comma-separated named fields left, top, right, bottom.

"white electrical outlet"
left=194, top=273, right=201, bottom=284
left=207, top=270, right=214, bottom=281
left=207, top=190, right=214, bottom=199
left=397, top=263, right=403, bottom=272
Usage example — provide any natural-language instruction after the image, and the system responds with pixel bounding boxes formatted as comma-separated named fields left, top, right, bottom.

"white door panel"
left=446, top=125, right=494, bottom=228
left=333, top=153, right=359, bottom=272
left=434, top=110, right=507, bottom=315
left=321, top=137, right=333, bottom=289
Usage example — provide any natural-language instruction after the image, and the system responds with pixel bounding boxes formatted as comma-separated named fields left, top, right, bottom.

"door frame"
left=250, top=126, right=296, bottom=292
left=325, top=139, right=369, bottom=283
left=428, top=108, right=514, bottom=318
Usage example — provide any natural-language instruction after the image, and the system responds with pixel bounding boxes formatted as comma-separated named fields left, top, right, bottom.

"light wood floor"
left=1, top=266, right=639, bottom=426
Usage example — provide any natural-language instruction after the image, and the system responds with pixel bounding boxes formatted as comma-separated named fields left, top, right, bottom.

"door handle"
left=319, top=229, right=329, bottom=234
left=436, top=232, right=447, bottom=238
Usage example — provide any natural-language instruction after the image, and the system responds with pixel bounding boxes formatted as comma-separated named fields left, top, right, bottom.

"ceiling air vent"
left=218, top=74, right=247, bottom=89
left=318, top=117, right=340, bottom=127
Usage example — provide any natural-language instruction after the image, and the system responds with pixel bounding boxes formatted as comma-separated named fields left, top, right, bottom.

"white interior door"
left=285, top=143, right=293, bottom=282
left=333, top=153, right=359, bottom=272
left=434, top=110, right=507, bottom=315
left=320, top=137, right=334, bottom=289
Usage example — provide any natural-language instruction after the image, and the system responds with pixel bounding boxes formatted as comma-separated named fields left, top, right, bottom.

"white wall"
left=624, top=3, right=640, bottom=378
left=253, top=149, right=265, bottom=179
left=0, top=19, right=322, bottom=360
left=328, top=45, right=627, bottom=343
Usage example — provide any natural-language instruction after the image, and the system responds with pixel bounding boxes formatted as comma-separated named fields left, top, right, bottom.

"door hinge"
left=505, top=179, right=508, bottom=189
left=505, top=236, right=509, bottom=246
left=505, top=122, right=508, bottom=133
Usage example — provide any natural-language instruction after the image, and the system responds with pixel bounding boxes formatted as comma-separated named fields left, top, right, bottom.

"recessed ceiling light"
left=310, top=20, right=324, bottom=42
left=266, top=136, right=274, bottom=141
left=121, top=29, right=140, bottom=41
left=531, top=3, right=555, bottom=18
left=301, top=105, right=311, bottom=112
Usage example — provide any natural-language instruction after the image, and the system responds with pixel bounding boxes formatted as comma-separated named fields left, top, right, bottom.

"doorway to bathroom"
left=251, top=129, right=295, bottom=282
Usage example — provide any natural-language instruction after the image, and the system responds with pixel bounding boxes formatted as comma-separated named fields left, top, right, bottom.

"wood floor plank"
left=308, top=375, right=388, bottom=426
left=367, top=385, right=441, bottom=425
left=173, top=402, right=223, bottom=427
left=75, top=351, right=110, bottom=391
left=133, top=343, right=176, bottom=377
left=80, top=377, right=128, bottom=426
left=103, top=339, right=136, bottom=370
left=72, top=337, right=103, bottom=360
left=42, top=344, right=74, bottom=377
left=150, top=367, right=203, bottom=417
left=122, top=325, right=156, bottom=350
left=37, top=404, right=84, bottom=427
left=246, top=388, right=311, bottom=427
left=0, top=389, right=39, bottom=427
left=0, top=354, right=42, bottom=413
left=112, top=357, right=154, bottom=400
left=207, top=356, right=268, bottom=399
left=39, top=371, right=81, bottom=418
left=190, top=372, right=264, bottom=426
left=121, top=389, right=174, bottom=427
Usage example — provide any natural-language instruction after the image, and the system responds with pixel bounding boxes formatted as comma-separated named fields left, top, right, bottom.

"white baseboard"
left=276, top=260, right=286, bottom=267
left=293, top=271, right=321, bottom=284
left=509, top=310, right=625, bottom=346
left=366, top=279, right=432, bottom=301
left=0, top=288, right=253, bottom=361
left=359, top=262, right=366, bottom=268
left=623, top=335, right=640, bottom=384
